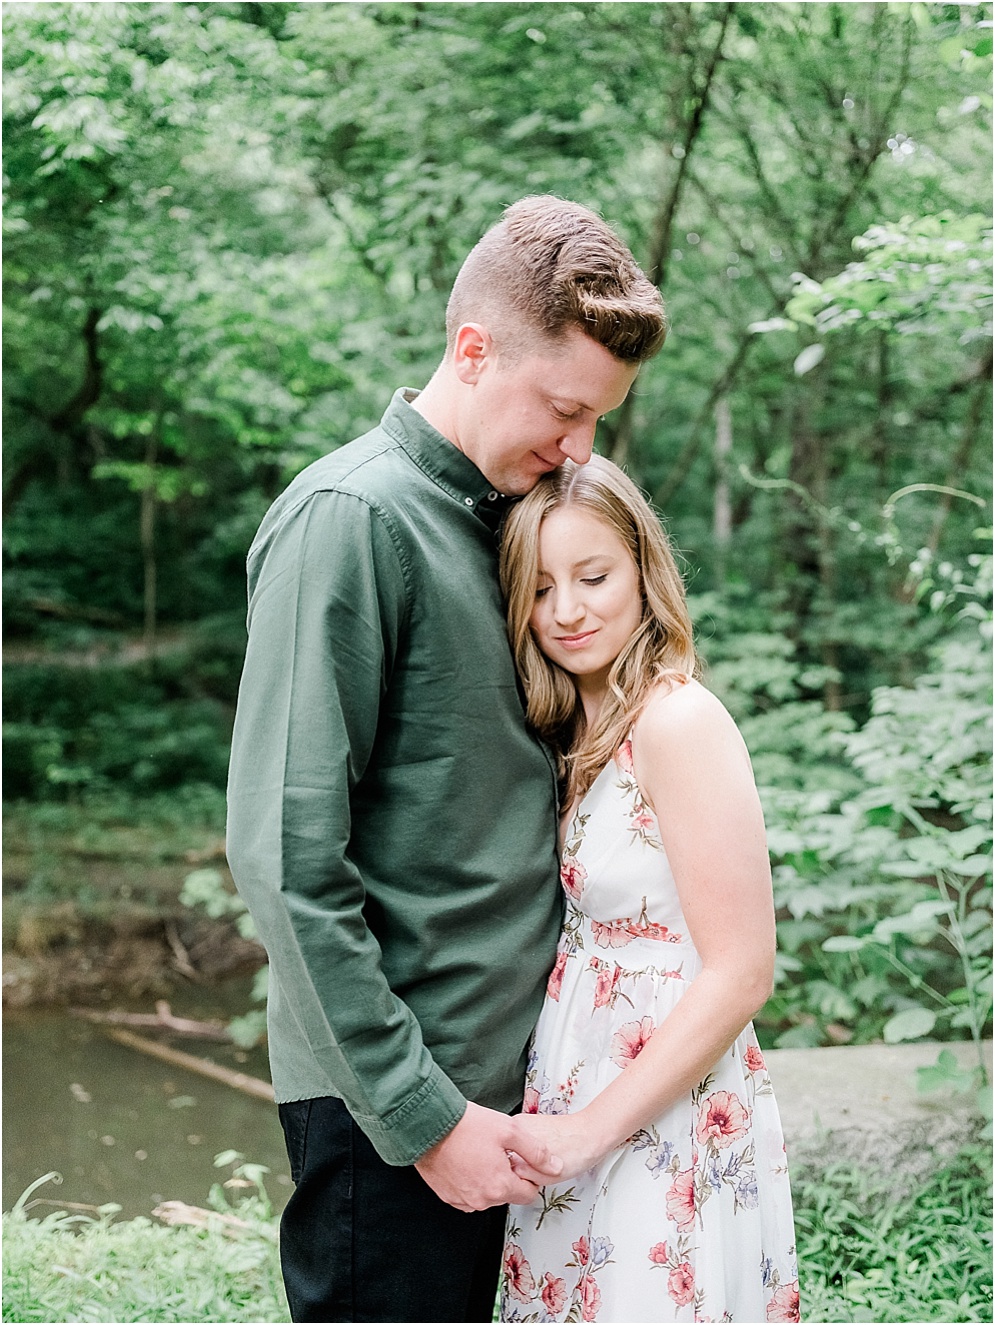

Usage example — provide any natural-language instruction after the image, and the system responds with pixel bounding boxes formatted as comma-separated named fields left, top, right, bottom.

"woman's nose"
left=552, top=586, right=584, bottom=626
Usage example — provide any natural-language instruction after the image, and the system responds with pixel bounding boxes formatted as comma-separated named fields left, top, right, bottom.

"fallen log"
left=71, top=1000, right=231, bottom=1041
left=105, top=1028, right=274, bottom=1102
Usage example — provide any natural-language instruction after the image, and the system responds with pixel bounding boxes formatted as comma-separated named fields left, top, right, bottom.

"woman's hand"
left=506, top=1109, right=609, bottom=1186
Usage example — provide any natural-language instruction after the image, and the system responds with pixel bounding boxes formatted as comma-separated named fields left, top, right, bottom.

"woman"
left=497, top=456, right=798, bottom=1324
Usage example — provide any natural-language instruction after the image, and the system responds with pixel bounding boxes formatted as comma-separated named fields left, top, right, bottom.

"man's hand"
left=414, top=1101, right=563, bottom=1212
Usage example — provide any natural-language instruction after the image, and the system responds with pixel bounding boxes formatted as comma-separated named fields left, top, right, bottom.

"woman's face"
left=530, top=506, right=643, bottom=690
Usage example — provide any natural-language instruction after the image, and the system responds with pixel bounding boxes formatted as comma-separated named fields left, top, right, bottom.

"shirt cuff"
left=350, top=1066, right=468, bottom=1166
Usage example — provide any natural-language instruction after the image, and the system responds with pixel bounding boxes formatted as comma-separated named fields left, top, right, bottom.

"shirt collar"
left=381, top=388, right=514, bottom=533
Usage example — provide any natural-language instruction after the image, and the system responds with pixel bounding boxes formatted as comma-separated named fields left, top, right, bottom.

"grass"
left=2, top=1164, right=289, bottom=1324
left=4, top=1146, right=990, bottom=1323
left=797, top=1144, right=993, bottom=1322
left=3, top=786, right=227, bottom=913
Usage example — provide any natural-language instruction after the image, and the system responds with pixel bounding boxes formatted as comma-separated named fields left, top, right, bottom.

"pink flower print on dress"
left=696, top=1090, right=750, bottom=1149
left=745, top=1044, right=767, bottom=1074
left=630, top=808, right=655, bottom=833
left=665, top=1168, right=696, bottom=1230
left=616, top=739, right=635, bottom=774
left=571, top=1235, right=590, bottom=1267
left=546, top=948, right=568, bottom=1002
left=592, top=898, right=678, bottom=949
left=579, top=1273, right=602, bottom=1322
left=591, top=918, right=635, bottom=948
left=766, top=1281, right=801, bottom=1322
left=647, top=1241, right=670, bottom=1265
left=541, top=1273, right=567, bottom=1316
left=628, top=917, right=673, bottom=943
left=522, top=1085, right=540, bottom=1114
left=609, top=1016, right=655, bottom=1068
left=503, top=1244, right=536, bottom=1304
left=667, top=1262, right=695, bottom=1306
left=560, top=855, right=587, bottom=901
left=592, top=962, right=621, bottom=1008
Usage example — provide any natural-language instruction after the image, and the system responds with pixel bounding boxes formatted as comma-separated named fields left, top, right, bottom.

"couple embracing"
left=227, top=197, right=799, bottom=1325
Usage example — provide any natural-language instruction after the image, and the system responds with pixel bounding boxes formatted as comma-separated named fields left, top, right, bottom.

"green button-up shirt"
left=226, top=389, right=562, bottom=1166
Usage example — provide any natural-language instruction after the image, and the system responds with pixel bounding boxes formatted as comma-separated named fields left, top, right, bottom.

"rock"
left=766, top=1039, right=991, bottom=1186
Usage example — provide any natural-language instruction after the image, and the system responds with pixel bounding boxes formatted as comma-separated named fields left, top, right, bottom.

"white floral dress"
left=500, top=740, right=799, bottom=1324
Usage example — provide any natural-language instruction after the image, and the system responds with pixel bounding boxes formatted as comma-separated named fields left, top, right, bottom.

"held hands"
left=414, top=1101, right=564, bottom=1212
left=506, top=1109, right=608, bottom=1187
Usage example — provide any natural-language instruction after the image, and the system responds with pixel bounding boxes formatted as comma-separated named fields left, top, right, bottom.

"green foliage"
left=4, top=0, right=991, bottom=671
left=181, top=868, right=256, bottom=943
left=2, top=656, right=234, bottom=799
left=758, top=554, right=992, bottom=1053
left=1, top=1161, right=289, bottom=1324
left=785, top=212, right=993, bottom=342
left=181, top=869, right=268, bottom=1047
left=797, top=1145, right=993, bottom=1323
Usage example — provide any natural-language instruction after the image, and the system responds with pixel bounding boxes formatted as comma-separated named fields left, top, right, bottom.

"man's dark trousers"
left=279, top=1097, right=507, bottom=1323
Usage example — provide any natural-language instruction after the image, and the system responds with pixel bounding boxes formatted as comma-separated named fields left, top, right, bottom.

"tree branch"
left=606, top=2, right=733, bottom=467
left=652, top=331, right=756, bottom=509
left=49, top=306, right=103, bottom=433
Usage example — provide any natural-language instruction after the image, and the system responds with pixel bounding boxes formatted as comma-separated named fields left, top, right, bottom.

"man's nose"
left=557, top=419, right=597, bottom=465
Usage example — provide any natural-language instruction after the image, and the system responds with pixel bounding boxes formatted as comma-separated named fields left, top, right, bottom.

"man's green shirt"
left=226, top=390, right=563, bottom=1166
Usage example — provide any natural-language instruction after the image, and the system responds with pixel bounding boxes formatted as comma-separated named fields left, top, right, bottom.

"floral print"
left=609, top=1016, right=656, bottom=1068
left=665, top=1167, right=698, bottom=1231
left=561, top=855, right=587, bottom=902
left=500, top=743, right=799, bottom=1323
left=590, top=896, right=683, bottom=949
left=766, top=1282, right=801, bottom=1322
left=504, top=1244, right=536, bottom=1304
left=696, top=1090, right=751, bottom=1149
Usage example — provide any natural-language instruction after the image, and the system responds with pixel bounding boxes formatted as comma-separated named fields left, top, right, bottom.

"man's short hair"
left=446, top=196, right=667, bottom=365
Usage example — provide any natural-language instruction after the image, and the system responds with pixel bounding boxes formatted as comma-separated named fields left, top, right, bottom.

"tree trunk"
left=141, top=433, right=158, bottom=660
left=927, top=351, right=993, bottom=555
left=605, top=2, right=733, bottom=468
left=713, top=396, right=733, bottom=578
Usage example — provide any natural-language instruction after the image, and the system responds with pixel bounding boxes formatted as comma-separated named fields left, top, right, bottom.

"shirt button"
left=464, top=496, right=474, bottom=506
left=487, top=491, right=499, bottom=501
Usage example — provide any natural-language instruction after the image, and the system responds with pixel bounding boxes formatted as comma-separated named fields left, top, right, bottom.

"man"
left=226, top=196, right=666, bottom=1323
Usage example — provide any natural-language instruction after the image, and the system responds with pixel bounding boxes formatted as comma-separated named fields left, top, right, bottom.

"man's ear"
left=452, top=323, right=494, bottom=384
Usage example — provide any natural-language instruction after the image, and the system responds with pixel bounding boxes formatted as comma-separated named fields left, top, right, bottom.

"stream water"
left=3, top=979, right=293, bottom=1220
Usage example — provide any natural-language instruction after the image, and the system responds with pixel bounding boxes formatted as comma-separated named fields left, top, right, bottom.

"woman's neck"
left=576, top=672, right=609, bottom=728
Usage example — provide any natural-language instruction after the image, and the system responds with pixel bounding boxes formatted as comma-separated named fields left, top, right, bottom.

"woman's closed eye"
left=582, top=574, right=607, bottom=586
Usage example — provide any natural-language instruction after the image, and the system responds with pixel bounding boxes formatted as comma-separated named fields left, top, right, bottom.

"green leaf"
left=793, top=343, right=825, bottom=376
left=822, top=935, right=869, bottom=952
left=883, top=1008, right=937, bottom=1043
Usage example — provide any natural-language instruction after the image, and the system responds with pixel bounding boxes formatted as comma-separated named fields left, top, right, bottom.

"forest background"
left=3, top=0, right=992, bottom=1108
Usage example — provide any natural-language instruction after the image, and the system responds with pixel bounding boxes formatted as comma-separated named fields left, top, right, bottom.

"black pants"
left=278, top=1096, right=507, bottom=1323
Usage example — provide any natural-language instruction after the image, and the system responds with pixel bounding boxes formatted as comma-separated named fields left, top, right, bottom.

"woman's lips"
left=556, top=630, right=598, bottom=649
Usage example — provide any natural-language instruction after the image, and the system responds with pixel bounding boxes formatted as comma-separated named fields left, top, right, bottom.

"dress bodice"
left=559, top=739, right=692, bottom=956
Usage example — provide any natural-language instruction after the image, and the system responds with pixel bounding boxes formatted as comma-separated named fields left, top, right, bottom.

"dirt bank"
left=3, top=901, right=264, bottom=1008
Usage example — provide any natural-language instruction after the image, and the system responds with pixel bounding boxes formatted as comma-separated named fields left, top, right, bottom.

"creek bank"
left=2, top=898, right=264, bottom=1009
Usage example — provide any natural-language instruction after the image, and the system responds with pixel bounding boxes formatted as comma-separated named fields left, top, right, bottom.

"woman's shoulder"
left=632, top=677, right=748, bottom=766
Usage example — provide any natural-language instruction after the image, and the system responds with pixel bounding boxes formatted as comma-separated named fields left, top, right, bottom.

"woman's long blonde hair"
left=500, top=455, right=699, bottom=805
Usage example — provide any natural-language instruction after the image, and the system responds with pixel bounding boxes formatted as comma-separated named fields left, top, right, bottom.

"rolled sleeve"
left=226, top=489, right=467, bottom=1165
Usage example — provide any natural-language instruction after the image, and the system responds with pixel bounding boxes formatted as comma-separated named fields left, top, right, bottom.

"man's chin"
left=488, top=475, right=537, bottom=498
left=502, top=466, right=564, bottom=496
